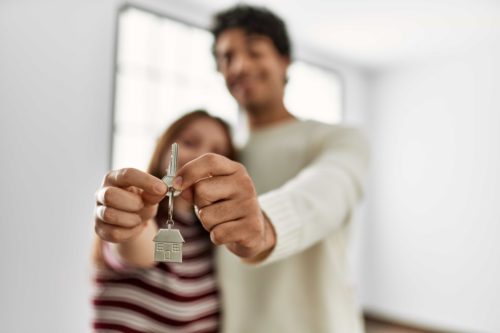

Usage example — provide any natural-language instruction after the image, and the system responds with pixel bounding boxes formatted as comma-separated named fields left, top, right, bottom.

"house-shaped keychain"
left=153, top=225, right=185, bottom=263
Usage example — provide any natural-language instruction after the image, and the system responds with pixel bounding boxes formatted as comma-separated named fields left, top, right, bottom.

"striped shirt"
left=92, top=214, right=220, bottom=333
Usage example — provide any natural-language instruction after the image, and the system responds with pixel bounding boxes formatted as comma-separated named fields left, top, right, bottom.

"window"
left=112, top=6, right=343, bottom=170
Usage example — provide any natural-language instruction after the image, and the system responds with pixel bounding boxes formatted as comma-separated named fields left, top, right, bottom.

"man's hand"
left=94, top=168, right=167, bottom=243
left=174, top=153, right=276, bottom=261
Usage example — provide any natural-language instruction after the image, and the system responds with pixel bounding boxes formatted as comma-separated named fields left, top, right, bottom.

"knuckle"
left=118, top=167, right=137, bottom=183
left=204, top=153, right=218, bottom=165
left=108, top=228, right=123, bottom=242
left=249, top=222, right=262, bottom=237
left=239, top=173, right=255, bottom=194
left=103, top=170, right=114, bottom=183
left=131, top=214, right=142, bottom=227
left=235, top=162, right=247, bottom=174
left=199, top=210, right=217, bottom=232
left=198, top=184, right=217, bottom=204
left=140, top=205, right=158, bottom=221
left=195, top=180, right=209, bottom=197
left=118, top=168, right=131, bottom=181
left=245, top=197, right=258, bottom=212
left=101, top=207, right=115, bottom=222
left=95, top=223, right=118, bottom=242
left=94, top=223, right=105, bottom=239
left=210, top=229, right=224, bottom=245
left=236, top=244, right=255, bottom=259
left=239, top=236, right=254, bottom=249
left=134, top=197, right=145, bottom=211
left=101, top=187, right=114, bottom=205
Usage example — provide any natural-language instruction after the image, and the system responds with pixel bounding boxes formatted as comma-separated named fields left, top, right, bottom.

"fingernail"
left=173, top=176, right=183, bottom=189
left=194, top=207, right=202, bottom=221
left=154, top=182, right=166, bottom=194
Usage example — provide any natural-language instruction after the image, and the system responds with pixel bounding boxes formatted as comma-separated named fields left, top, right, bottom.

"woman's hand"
left=94, top=168, right=167, bottom=243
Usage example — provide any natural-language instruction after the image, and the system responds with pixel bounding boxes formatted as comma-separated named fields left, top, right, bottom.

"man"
left=94, top=5, right=368, bottom=332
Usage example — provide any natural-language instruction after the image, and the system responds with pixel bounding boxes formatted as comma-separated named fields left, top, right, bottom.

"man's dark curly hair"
left=211, top=5, right=292, bottom=58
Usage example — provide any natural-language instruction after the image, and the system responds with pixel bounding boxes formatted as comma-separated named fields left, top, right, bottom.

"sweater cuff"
left=257, top=190, right=302, bottom=265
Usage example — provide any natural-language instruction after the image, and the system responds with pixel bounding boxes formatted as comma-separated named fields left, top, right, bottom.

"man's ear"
left=284, top=55, right=291, bottom=66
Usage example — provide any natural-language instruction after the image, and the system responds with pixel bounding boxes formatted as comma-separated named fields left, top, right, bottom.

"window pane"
left=285, top=62, right=343, bottom=124
left=112, top=7, right=343, bottom=170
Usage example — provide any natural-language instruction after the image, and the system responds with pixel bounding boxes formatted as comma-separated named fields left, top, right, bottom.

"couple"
left=93, top=5, right=369, bottom=333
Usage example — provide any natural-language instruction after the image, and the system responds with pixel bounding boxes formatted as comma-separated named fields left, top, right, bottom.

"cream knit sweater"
left=215, top=119, right=369, bottom=333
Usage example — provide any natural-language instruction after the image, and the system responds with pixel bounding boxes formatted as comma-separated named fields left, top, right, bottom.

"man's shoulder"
left=300, top=119, right=365, bottom=140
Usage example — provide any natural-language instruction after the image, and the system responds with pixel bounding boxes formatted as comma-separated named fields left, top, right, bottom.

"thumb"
left=141, top=184, right=167, bottom=205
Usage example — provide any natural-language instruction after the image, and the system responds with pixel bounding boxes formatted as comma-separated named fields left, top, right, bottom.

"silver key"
left=162, top=142, right=178, bottom=190
left=154, top=143, right=185, bottom=263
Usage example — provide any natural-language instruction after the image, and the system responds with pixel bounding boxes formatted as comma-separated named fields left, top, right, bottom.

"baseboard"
left=363, top=308, right=465, bottom=333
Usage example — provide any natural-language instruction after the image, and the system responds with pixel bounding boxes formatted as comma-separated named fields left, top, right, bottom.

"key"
left=153, top=143, right=185, bottom=263
left=162, top=142, right=178, bottom=192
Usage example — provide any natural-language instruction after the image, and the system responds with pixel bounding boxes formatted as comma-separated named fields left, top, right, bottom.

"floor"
left=365, top=317, right=434, bottom=333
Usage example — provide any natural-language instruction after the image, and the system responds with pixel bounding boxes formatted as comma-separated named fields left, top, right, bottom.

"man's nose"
left=229, top=54, right=250, bottom=77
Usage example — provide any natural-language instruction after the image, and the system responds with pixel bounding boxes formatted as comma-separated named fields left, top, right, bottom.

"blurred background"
left=1, top=0, right=499, bottom=332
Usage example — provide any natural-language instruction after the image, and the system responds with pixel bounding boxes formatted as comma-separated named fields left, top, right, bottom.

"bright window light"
left=112, top=7, right=343, bottom=170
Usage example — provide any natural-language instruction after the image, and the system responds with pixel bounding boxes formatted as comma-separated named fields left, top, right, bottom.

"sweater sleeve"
left=257, top=126, right=369, bottom=265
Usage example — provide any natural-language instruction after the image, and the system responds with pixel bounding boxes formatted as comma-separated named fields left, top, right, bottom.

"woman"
left=92, top=110, right=236, bottom=333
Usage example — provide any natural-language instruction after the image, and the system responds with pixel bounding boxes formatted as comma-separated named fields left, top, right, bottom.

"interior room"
left=1, top=0, right=499, bottom=332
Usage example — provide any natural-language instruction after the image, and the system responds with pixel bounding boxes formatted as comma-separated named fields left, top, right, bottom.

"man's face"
left=215, top=28, right=290, bottom=110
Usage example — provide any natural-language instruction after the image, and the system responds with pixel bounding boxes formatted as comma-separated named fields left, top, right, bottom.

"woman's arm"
left=113, top=218, right=158, bottom=268
left=93, top=219, right=158, bottom=270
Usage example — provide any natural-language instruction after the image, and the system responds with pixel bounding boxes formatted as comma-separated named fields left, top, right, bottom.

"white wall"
left=6, top=0, right=498, bottom=332
left=0, top=1, right=116, bottom=332
left=361, top=45, right=500, bottom=332
left=0, top=1, right=367, bottom=332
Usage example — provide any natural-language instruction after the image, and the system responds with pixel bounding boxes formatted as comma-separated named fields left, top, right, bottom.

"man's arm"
left=173, top=127, right=367, bottom=264
left=257, top=127, right=369, bottom=264
left=174, top=154, right=276, bottom=262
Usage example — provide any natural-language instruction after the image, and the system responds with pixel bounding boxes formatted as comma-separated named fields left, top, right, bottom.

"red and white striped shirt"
left=92, top=214, right=220, bottom=333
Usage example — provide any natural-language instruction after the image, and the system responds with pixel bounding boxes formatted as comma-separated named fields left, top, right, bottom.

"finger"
left=123, top=186, right=160, bottom=209
left=209, top=220, right=243, bottom=246
left=95, top=186, right=144, bottom=212
left=226, top=242, right=261, bottom=259
left=192, top=175, right=242, bottom=209
left=179, top=187, right=195, bottom=205
left=95, top=219, right=145, bottom=243
left=103, top=168, right=167, bottom=204
left=142, top=191, right=167, bottom=206
left=174, top=153, right=241, bottom=192
left=95, top=206, right=143, bottom=228
left=211, top=220, right=262, bottom=259
left=197, top=198, right=252, bottom=231
left=138, top=204, right=159, bottom=222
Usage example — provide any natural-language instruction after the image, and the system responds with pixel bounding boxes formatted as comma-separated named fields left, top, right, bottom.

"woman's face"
left=162, top=117, right=232, bottom=171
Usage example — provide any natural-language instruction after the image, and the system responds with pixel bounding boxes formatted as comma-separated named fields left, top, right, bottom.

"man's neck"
left=246, top=101, right=295, bottom=130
